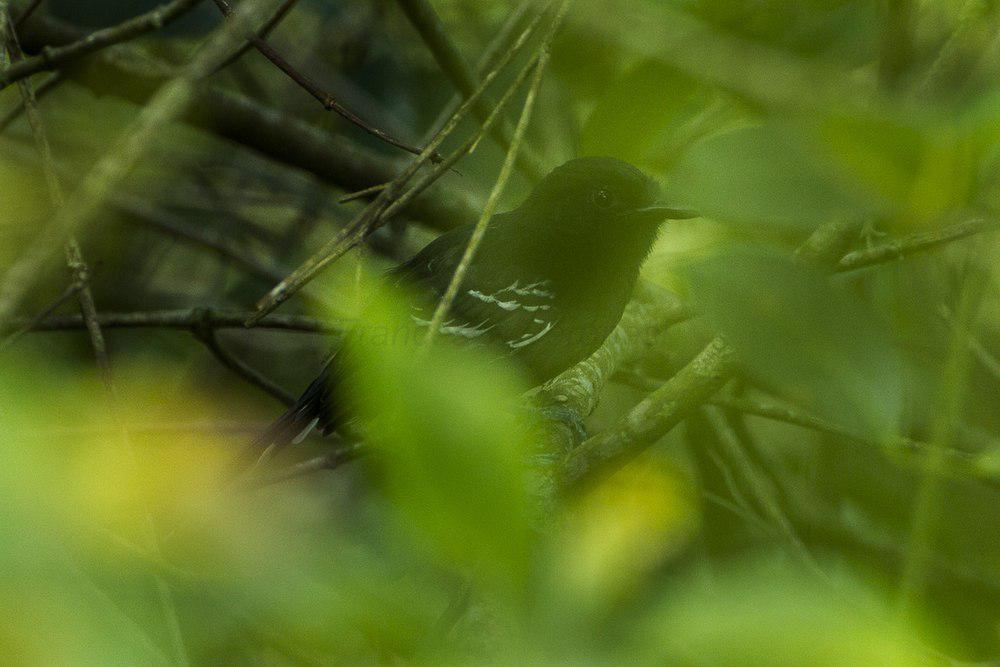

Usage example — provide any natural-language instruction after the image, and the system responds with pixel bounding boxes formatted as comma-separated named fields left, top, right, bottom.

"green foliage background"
left=2, top=0, right=1000, bottom=663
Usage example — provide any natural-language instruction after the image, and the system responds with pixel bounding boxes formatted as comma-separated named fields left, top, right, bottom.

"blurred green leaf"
left=819, top=114, right=979, bottom=226
left=637, top=559, right=936, bottom=665
left=345, top=285, right=536, bottom=592
left=664, top=123, right=877, bottom=230
left=684, top=245, right=903, bottom=438
left=580, top=61, right=704, bottom=163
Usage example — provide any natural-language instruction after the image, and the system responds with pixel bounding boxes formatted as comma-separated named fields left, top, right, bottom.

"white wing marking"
left=410, top=314, right=494, bottom=338
left=508, top=320, right=554, bottom=349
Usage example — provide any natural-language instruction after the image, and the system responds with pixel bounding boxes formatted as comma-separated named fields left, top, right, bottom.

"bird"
left=252, top=156, right=695, bottom=450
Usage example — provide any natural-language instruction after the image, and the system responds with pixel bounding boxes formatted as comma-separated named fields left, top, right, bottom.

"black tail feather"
left=241, top=358, right=342, bottom=463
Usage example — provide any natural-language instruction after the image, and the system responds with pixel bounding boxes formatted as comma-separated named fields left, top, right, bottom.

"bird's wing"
left=387, top=222, right=559, bottom=354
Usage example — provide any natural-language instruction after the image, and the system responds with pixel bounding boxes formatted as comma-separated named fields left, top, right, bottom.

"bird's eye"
left=591, top=188, right=617, bottom=209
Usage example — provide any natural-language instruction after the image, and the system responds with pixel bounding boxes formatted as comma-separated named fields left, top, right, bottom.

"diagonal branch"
left=395, top=0, right=547, bottom=180
left=0, top=66, right=60, bottom=132
left=190, top=312, right=295, bottom=405
left=210, top=0, right=434, bottom=161
left=1, top=308, right=335, bottom=334
left=0, top=0, right=203, bottom=90
left=837, top=217, right=995, bottom=272
left=2, top=0, right=114, bottom=392
left=211, top=0, right=298, bottom=72
left=1, top=3, right=191, bottom=661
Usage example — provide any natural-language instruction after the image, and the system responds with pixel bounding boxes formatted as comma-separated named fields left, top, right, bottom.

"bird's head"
left=522, top=156, right=696, bottom=238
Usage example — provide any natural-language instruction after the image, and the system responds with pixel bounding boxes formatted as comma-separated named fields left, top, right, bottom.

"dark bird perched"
left=253, top=157, right=695, bottom=449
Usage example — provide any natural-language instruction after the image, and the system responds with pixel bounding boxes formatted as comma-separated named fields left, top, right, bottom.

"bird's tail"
left=241, top=360, right=339, bottom=465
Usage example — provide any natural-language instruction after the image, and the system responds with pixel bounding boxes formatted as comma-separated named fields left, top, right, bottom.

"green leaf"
left=579, top=61, right=704, bottom=163
left=664, top=123, right=877, bottom=230
left=344, top=286, right=537, bottom=592
left=683, top=245, right=903, bottom=438
left=637, top=558, right=936, bottom=665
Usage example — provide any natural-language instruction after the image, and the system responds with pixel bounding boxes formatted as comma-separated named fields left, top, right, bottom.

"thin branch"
left=0, top=67, right=61, bottom=132
left=210, top=0, right=434, bottom=161
left=15, top=13, right=475, bottom=227
left=0, top=277, right=80, bottom=349
left=12, top=0, right=43, bottom=27
left=0, top=0, right=204, bottom=90
left=190, top=315, right=295, bottom=405
left=246, top=6, right=548, bottom=324
left=3, top=0, right=119, bottom=391
left=1, top=308, right=336, bottom=333
left=837, top=218, right=995, bottom=272
left=211, top=0, right=298, bottom=72
left=395, top=0, right=546, bottom=180
left=420, top=0, right=537, bottom=145
left=255, top=442, right=363, bottom=486
left=113, top=195, right=290, bottom=285
left=702, top=405, right=824, bottom=574
left=1, top=4, right=190, bottom=661
left=380, top=26, right=550, bottom=223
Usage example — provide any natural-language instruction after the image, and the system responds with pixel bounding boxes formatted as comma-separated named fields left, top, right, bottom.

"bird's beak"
left=623, top=204, right=700, bottom=224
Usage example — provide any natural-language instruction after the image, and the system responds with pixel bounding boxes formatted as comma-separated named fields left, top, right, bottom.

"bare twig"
left=381, top=23, right=550, bottom=223
left=113, top=195, right=291, bottom=285
left=210, top=0, right=434, bottom=161
left=1, top=308, right=336, bottom=333
left=12, top=0, right=43, bottom=27
left=338, top=182, right=387, bottom=204
left=837, top=218, right=994, bottom=272
left=703, top=405, right=824, bottom=574
left=395, top=0, right=546, bottom=180
left=2, top=0, right=117, bottom=389
left=420, top=0, right=537, bottom=145
left=191, top=313, right=295, bottom=405
left=211, top=0, right=299, bottom=72
left=0, top=0, right=204, bottom=90
left=1, top=4, right=191, bottom=661
left=14, top=12, right=475, bottom=226
left=0, top=67, right=61, bottom=132
left=0, top=277, right=80, bottom=349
